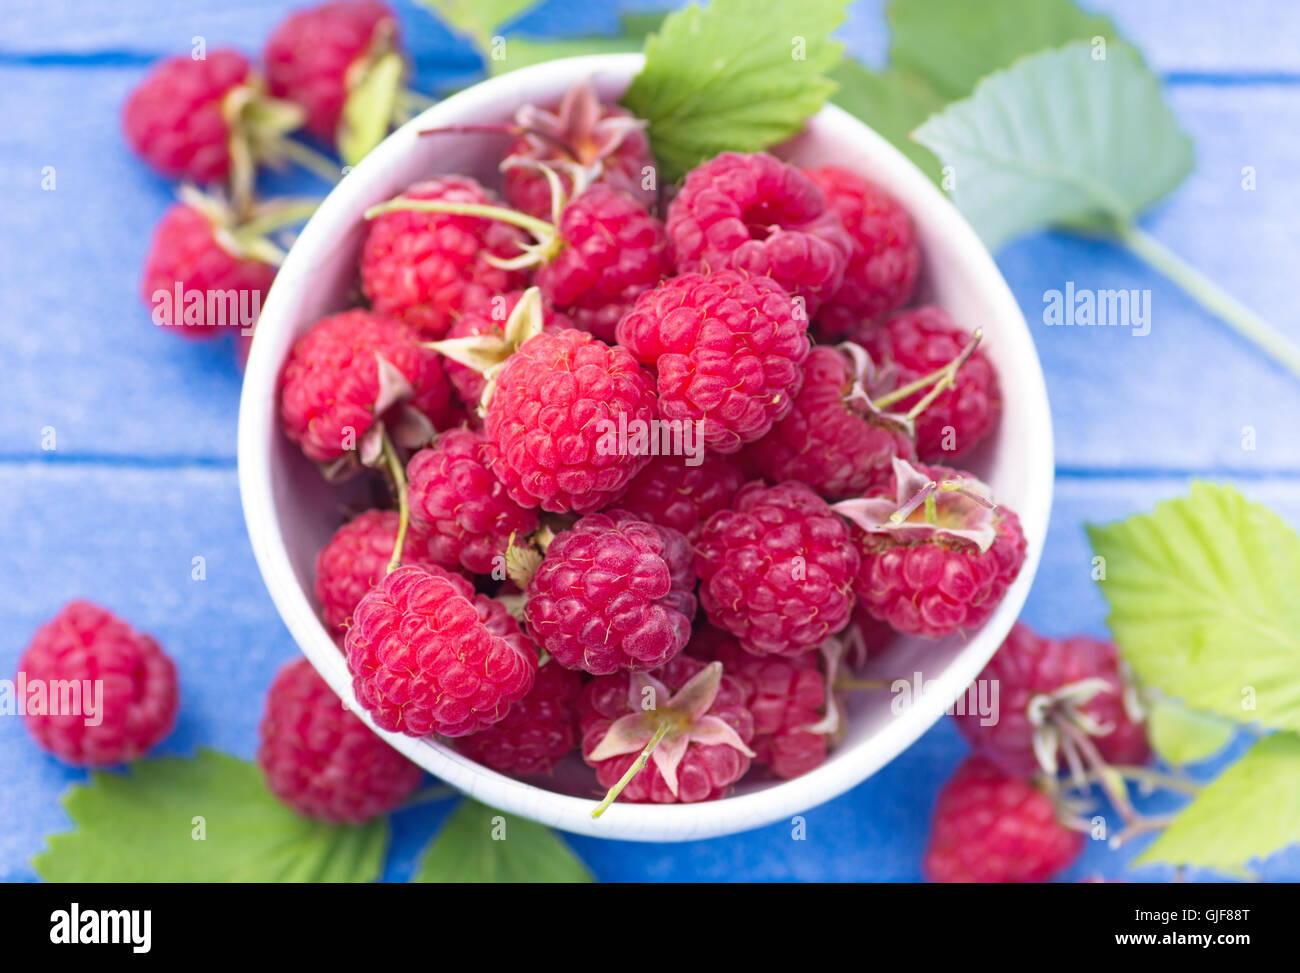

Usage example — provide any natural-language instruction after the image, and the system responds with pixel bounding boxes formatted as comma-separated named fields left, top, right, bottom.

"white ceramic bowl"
left=238, top=53, right=1053, bottom=842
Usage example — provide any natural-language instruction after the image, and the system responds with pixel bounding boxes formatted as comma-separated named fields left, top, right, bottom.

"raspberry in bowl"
left=237, top=54, right=1053, bottom=841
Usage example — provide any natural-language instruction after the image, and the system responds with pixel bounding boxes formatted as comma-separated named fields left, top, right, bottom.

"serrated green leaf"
left=914, top=41, right=1193, bottom=250
left=489, top=34, right=645, bottom=76
left=1087, top=483, right=1300, bottom=734
left=419, top=0, right=539, bottom=53
left=1146, top=694, right=1237, bottom=766
left=33, top=750, right=388, bottom=883
left=412, top=800, right=592, bottom=883
left=618, top=11, right=670, bottom=40
left=829, top=60, right=945, bottom=184
left=622, top=0, right=848, bottom=182
left=1135, top=732, right=1300, bottom=875
left=338, top=51, right=404, bottom=166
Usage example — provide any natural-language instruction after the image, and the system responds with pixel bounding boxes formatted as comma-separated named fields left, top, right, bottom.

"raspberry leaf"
left=829, top=60, right=945, bottom=185
left=1087, top=483, right=1300, bottom=734
left=33, top=750, right=388, bottom=882
left=1134, top=732, right=1300, bottom=877
left=1146, top=694, right=1237, bottom=767
left=621, top=0, right=848, bottom=182
left=412, top=799, right=592, bottom=882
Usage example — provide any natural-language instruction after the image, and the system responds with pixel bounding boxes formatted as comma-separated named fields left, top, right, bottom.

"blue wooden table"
left=3, top=0, right=1299, bottom=882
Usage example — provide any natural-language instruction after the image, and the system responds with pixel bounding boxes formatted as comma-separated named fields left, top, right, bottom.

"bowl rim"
left=238, top=52, right=1054, bottom=842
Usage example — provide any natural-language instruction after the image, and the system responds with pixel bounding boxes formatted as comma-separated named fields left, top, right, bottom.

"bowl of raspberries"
left=238, top=53, right=1053, bottom=840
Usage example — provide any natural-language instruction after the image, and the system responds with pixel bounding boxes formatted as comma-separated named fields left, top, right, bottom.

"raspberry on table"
left=525, top=510, right=696, bottom=675
left=442, top=291, right=573, bottom=408
left=666, top=152, right=851, bottom=315
left=264, top=0, right=401, bottom=142
left=17, top=601, right=178, bottom=766
left=484, top=328, right=659, bottom=513
left=406, top=428, right=539, bottom=576
left=279, top=308, right=453, bottom=463
left=858, top=306, right=1002, bottom=462
left=616, top=270, right=810, bottom=454
left=923, top=756, right=1083, bottom=883
left=361, top=176, right=528, bottom=339
left=455, top=661, right=585, bottom=776
left=345, top=565, right=537, bottom=737
left=695, top=481, right=860, bottom=657
left=615, top=453, right=744, bottom=541
left=258, top=657, right=423, bottom=823
left=804, top=165, right=920, bottom=337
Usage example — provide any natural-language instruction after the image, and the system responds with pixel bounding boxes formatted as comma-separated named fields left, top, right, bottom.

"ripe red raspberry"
left=442, top=292, right=573, bottom=408
left=314, top=509, right=453, bottom=638
left=534, top=186, right=671, bottom=343
left=923, top=756, right=1083, bottom=883
left=455, top=661, right=584, bottom=775
left=361, top=177, right=528, bottom=339
left=524, top=511, right=696, bottom=675
left=345, top=565, right=537, bottom=737
left=745, top=344, right=916, bottom=499
left=579, top=655, right=754, bottom=806
left=264, top=1, right=400, bottom=142
left=279, top=309, right=452, bottom=463
left=406, top=428, right=539, bottom=575
left=17, top=601, right=178, bottom=766
left=953, top=624, right=1149, bottom=777
left=666, top=152, right=851, bottom=315
left=804, top=165, right=920, bottom=337
left=615, top=453, right=744, bottom=541
left=484, top=328, right=658, bottom=513
left=616, top=271, right=810, bottom=454
left=503, top=79, right=655, bottom=219
left=693, top=625, right=829, bottom=779
left=122, top=50, right=255, bottom=184
left=695, top=481, right=859, bottom=657
left=139, top=202, right=275, bottom=341
left=258, top=657, right=422, bottom=822
left=858, top=307, right=1002, bottom=462
left=837, top=459, right=1027, bottom=639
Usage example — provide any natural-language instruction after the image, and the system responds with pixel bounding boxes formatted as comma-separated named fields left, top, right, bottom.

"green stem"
left=275, top=138, right=344, bottom=184
left=591, top=722, right=672, bottom=819
left=232, top=199, right=321, bottom=242
left=364, top=197, right=554, bottom=240
left=1114, top=223, right=1300, bottom=380
left=380, top=429, right=410, bottom=574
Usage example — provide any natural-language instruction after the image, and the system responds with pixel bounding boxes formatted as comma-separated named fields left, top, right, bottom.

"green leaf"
left=1146, top=694, right=1237, bottom=766
left=829, top=60, right=945, bottom=184
left=419, top=0, right=539, bottom=53
left=1135, top=732, right=1300, bottom=876
left=621, top=0, right=848, bottom=182
left=413, top=800, right=593, bottom=883
left=1087, top=483, right=1300, bottom=734
left=338, top=51, right=404, bottom=166
left=489, top=34, right=645, bottom=76
left=33, top=750, right=388, bottom=883
left=913, top=41, right=1194, bottom=250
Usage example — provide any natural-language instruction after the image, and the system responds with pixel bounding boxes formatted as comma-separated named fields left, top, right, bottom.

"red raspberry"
left=579, top=655, right=754, bottom=805
left=442, top=291, right=573, bottom=408
left=455, top=661, right=584, bottom=775
left=954, top=624, right=1149, bottom=777
left=314, top=509, right=452, bottom=638
left=503, top=79, right=655, bottom=219
left=264, top=1, right=400, bottom=142
left=406, top=428, right=539, bottom=576
left=484, top=328, right=658, bottom=513
left=804, top=165, right=920, bottom=336
left=616, top=271, right=810, bottom=454
left=838, top=459, right=1027, bottom=639
left=139, top=202, right=275, bottom=341
left=17, top=601, right=178, bottom=766
left=122, top=50, right=254, bottom=184
left=534, top=186, right=671, bottom=343
left=615, top=453, right=744, bottom=541
left=345, top=565, right=537, bottom=737
left=693, top=625, right=829, bottom=779
left=695, top=481, right=859, bottom=657
left=361, top=177, right=528, bottom=339
left=744, top=344, right=916, bottom=499
left=525, top=511, right=696, bottom=675
left=858, top=307, right=1002, bottom=462
left=924, top=756, right=1083, bottom=883
left=666, top=152, right=851, bottom=315
left=279, top=309, right=452, bottom=463
left=258, top=657, right=422, bottom=822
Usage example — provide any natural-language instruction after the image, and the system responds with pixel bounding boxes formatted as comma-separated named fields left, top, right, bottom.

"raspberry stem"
left=591, top=721, right=672, bottom=818
left=379, top=428, right=410, bottom=574
left=364, top=197, right=555, bottom=239
left=273, top=137, right=344, bottom=184
left=871, top=328, right=983, bottom=412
